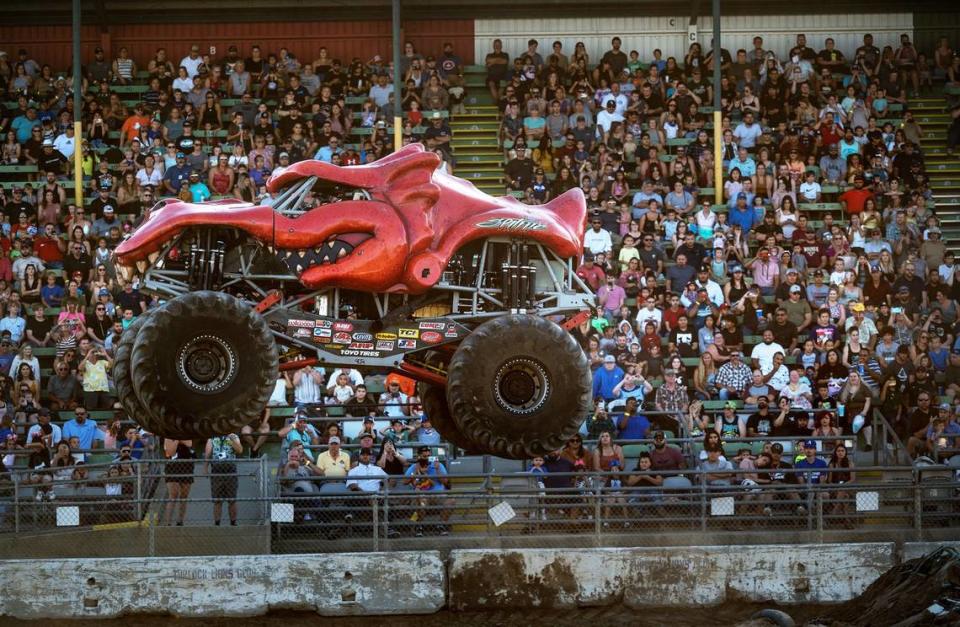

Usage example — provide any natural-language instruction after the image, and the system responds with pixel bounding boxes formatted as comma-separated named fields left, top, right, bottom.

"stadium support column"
left=392, top=0, right=402, bottom=152
left=712, top=0, right=722, bottom=206
left=73, top=0, right=83, bottom=207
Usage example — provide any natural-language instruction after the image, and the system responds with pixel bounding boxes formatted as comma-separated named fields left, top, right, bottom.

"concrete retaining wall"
left=4, top=542, right=957, bottom=617
left=0, top=551, right=445, bottom=619
left=447, top=544, right=896, bottom=610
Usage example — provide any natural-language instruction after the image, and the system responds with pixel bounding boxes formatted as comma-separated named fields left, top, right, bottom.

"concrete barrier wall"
left=448, top=543, right=896, bottom=610
left=4, top=541, right=955, bottom=617
left=0, top=551, right=445, bottom=619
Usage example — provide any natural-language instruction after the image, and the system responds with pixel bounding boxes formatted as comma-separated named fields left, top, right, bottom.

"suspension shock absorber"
left=188, top=242, right=200, bottom=288
left=500, top=247, right=511, bottom=311
left=517, top=243, right=529, bottom=314
left=509, top=242, right=520, bottom=314
left=209, top=240, right=226, bottom=289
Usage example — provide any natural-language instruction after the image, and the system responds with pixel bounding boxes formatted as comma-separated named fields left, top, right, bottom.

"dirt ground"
left=0, top=603, right=842, bottom=627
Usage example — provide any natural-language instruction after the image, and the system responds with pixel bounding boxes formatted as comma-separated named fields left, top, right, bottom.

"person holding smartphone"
left=78, top=344, right=113, bottom=410
left=205, top=432, right=243, bottom=526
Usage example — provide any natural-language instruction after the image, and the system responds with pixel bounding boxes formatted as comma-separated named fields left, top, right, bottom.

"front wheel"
left=113, top=311, right=165, bottom=434
left=417, top=352, right=481, bottom=454
left=446, top=315, right=591, bottom=459
left=129, top=291, right=279, bottom=439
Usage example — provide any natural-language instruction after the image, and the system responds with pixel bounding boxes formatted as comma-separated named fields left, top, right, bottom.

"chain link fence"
left=2, top=456, right=958, bottom=558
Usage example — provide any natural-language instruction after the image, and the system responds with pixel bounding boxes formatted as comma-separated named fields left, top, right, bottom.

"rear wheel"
left=446, top=315, right=591, bottom=459
left=129, top=291, right=279, bottom=439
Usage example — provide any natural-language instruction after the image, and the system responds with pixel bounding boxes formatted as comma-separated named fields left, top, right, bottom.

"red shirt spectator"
left=575, top=258, right=605, bottom=292
left=120, top=105, right=150, bottom=144
left=34, top=234, right=64, bottom=264
left=839, top=177, right=874, bottom=215
left=819, top=121, right=842, bottom=147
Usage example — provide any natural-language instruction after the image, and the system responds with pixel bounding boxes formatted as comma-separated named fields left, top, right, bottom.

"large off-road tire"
left=417, top=352, right=481, bottom=454
left=113, top=311, right=167, bottom=435
left=129, top=291, right=278, bottom=439
left=446, top=315, right=591, bottom=459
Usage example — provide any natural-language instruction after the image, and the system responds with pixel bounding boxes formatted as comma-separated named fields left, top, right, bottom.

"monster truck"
left=112, top=143, right=594, bottom=459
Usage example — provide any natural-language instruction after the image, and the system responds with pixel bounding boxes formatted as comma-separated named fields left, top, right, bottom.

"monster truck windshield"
left=267, top=175, right=372, bottom=218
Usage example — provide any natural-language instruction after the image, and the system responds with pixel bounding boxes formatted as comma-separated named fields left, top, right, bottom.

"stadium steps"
left=450, top=67, right=503, bottom=195
left=920, top=93, right=959, bottom=254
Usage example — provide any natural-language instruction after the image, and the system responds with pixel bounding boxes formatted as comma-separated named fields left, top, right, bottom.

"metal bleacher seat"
left=447, top=455, right=485, bottom=476
left=488, top=457, right=524, bottom=474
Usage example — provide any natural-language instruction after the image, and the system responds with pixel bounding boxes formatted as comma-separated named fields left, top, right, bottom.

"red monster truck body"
left=113, top=144, right=594, bottom=458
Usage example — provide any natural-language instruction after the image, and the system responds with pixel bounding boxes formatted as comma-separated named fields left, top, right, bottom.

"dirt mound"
left=799, top=547, right=960, bottom=627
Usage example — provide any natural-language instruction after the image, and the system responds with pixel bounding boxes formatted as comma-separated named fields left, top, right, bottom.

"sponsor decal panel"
left=420, top=331, right=442, bottom=344
left=376, top=340, right=395, bottom=350
left=418, top=321, right=445, bottom=330
left=375, top=332, right=398, bottom=340
left=292, top=328, right=312, bottom=338
left=314, top=327, right=332, bottom=338
left=288, top=319, right=315, bottom=328
left=341, top=349, right=380, bottom=357
left=444, top=323, right=459, bottom=338
left=352, top=332, right=373, bottom=342
left=316, top=336, right=332, bottom=344
left=333, top=321, right=354, bottom=332
left=349, top=342, right=375, bottom=350
left=333, top=332, right=352, bottom=343
left=398, top=328, right=419, bottom=339
left=316, top=319, right=333, bottom=328
left=397, top=339, right=417, bottom=349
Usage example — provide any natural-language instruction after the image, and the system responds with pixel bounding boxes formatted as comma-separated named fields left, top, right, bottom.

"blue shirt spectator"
left=62, top=411, right=103, bottom=450
left=617, top=412, right=650, bottom=440
left=404, top=454, right=448, bottom=491
left=795, top=442, right=829, bottom=484
left=728, top=198, right=757, bottom=231
left=592, top=355, right=625, bottom=401
left=163, top=157, right=192, bottom=193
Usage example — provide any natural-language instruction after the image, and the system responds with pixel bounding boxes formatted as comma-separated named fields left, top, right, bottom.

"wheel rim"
left=494, top=358, right=550, bottom=415
left=176, top=334, right=238, bottom=394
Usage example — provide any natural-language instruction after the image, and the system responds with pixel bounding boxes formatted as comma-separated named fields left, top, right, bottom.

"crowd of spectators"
left=0, top=40, right=465, bottom=206
left=490, top=33, right=960, bottom=464
left=1, top=30, right=960, bottom=530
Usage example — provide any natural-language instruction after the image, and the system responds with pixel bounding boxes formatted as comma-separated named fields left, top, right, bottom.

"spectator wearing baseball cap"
left=795, top=440, right=828, bottom=488
left=316, top=435, right=349, bottom=478
left=593, top=354, right=625, bottom=403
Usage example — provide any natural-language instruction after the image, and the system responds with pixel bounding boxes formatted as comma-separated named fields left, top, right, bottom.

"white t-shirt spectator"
left=751, top=340, right=786, bottom=374
left=584, top=228, right=613, bottom=256
left=179, top=55, right=204, bottom=79
left=595, top=109, right=624, bottom=138
left=635, top=306, right=663, bottom=332
left=325, top=368, right=364, bottom=390
left=136, top=167, right=163, bottom=188
left=733, top=122, right=763, bottom=148
left=53, top=133, right=75, bottom=159
left=799, top=181, right=821, bottom=202
left=173, top=76, right=194, bottom=93
left=268, top=377, right=288, bottom=406
left=346, top=462, right=388, bottom=492
left=599, top=93, right=628, bottom=115
left=380, top=391, right=409, bottom=418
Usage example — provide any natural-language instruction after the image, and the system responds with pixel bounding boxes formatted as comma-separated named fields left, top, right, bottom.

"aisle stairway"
left=451, top=65, right=503, bottom=195
left=915, top=93, right=960, bottom=254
